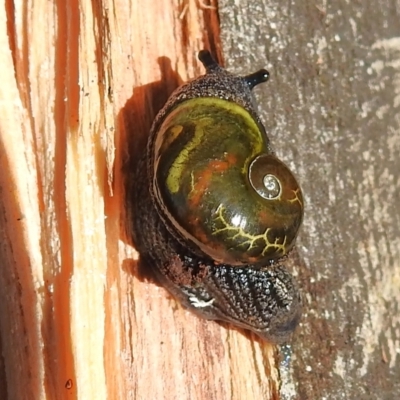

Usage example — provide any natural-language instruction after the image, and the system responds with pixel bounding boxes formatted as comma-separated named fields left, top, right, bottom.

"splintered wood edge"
left=0, top=1, right=280, bottom=399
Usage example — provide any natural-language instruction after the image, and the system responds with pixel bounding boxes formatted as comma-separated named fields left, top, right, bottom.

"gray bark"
left=219, top=0, right=400, bottom=398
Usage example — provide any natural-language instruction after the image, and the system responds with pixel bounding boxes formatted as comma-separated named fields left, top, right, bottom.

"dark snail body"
left=132, top=50, right=303, bottom=343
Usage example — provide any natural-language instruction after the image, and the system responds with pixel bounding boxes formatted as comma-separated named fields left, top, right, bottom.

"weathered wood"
left=219, top=0, right=400, bottom=398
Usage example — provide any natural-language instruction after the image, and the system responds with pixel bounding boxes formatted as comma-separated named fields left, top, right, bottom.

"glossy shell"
left=153, top=97, right=303, bottom=265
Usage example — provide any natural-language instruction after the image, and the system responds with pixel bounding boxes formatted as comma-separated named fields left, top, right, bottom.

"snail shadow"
left=117, top=55, right=285, bottom=349
left=119, top=56, right=182, bottom=283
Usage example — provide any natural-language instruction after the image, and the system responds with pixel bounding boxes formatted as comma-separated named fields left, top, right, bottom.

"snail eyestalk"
left=198, top=50, right=220, bottom=71
left=244, top=69, right=270, bottom=89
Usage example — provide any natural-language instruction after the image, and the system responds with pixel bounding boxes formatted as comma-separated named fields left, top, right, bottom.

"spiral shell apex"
left=153, top=95, right=303, bottom=265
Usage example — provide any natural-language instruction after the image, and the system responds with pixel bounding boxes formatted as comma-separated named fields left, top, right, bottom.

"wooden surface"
left=0, top=0, right=280, bottom=399
left=219, top=0, right=400, bottom=398
left=0, top=0, right=399, bottom=399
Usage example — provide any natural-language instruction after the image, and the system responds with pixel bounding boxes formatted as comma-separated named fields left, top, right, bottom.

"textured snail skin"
left=132, top=50, right=303, bottom=344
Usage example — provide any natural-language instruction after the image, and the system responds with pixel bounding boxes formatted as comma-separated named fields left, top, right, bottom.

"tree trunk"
left=0, top=0, right=399, bottom=399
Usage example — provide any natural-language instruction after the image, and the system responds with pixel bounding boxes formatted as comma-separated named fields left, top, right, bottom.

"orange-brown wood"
left=0, top=1, right=280, bottom=399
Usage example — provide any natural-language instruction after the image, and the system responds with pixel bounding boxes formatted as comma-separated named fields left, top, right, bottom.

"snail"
left=132, top=50, right=303, bottom=343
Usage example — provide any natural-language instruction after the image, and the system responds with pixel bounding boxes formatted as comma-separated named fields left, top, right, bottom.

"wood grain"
left=219, top=0, right=400, bottom=398
left=0, top=0, right=281, bottom=399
